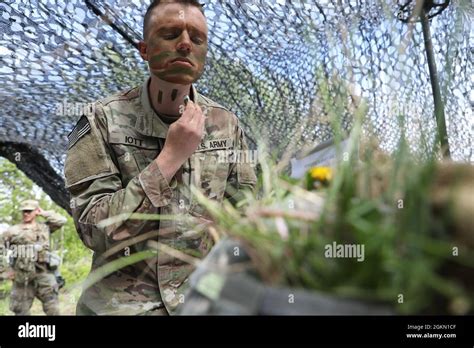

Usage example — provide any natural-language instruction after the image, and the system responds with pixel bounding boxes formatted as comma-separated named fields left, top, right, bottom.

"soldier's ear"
left=138, top=41, right=148, bottom=61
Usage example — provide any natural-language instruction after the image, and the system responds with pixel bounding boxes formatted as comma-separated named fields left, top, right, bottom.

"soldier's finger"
left=181, top=99, right=196, bottom=122
left=194, top=103, right=204, bottom=120
left=189, top=103, right=204, bottom=125
left=197, top=110, right=207, bottom=134
left=183, top=95, right=190, bottom=106
left=189, top=102, right=205, bottom=125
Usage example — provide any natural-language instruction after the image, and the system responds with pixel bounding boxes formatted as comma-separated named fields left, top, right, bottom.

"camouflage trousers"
left=9, top=271, right=60, bottom=315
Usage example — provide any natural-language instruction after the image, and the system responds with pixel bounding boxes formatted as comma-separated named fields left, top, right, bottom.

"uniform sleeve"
left=224, top=122, right=258, bottom=205
left=0, top=230, right=12, bottom=276
left=0, top=233, right=5, bottom=253
left=65, top=103, right=174, bottom=252
left=0, top=229, right=11, bottom=247
left=41, top=210, right=67, bottom=232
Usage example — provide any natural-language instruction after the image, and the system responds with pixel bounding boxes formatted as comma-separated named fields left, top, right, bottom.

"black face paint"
left=171, top=89, right=178, bottom=101
left=158, top=90, right=163, bottom=104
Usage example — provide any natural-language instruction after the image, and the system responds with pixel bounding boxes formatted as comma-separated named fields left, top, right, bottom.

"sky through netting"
left=0, top=0, right=472, bottom=175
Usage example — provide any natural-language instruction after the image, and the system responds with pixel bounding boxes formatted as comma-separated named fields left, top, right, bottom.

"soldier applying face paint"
left=65, top=0, right=257, bottom=316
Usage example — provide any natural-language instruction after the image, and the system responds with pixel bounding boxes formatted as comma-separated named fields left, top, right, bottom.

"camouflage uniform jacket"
left=1, top=211, right=67, bottom=274
left=64, top=78, right=257, bottom=315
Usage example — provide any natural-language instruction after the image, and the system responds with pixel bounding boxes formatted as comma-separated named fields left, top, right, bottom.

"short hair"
left=143, top=0, right=205, bottom=40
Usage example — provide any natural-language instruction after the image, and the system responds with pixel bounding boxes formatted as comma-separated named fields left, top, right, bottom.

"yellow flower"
left=309, top=166, right=333, bottom=182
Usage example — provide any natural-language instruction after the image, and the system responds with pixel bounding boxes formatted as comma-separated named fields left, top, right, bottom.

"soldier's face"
left=139, top=3, right=208, bottom=84
left=21, top=210, right=37, bottom=223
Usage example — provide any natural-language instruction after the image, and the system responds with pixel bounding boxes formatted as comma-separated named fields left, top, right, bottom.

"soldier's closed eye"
left=163, top=31, right=180, bottom=40
left=189, top=29, right=206, bottom=44
left=163, top=33, right=204, bottom=45
left=191, top=36, right=204, bottom=44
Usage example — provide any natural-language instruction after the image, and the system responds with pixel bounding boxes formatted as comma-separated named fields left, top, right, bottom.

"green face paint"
left=148, top=51, right=175, bottom=70
left=148, top=49, right=207, bottom=83
left=143, top=2, right=208, bottom=83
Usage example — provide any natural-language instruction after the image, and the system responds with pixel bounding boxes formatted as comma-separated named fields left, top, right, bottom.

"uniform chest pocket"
left=113, top=145, right=159, bottom=185
left=134, top=149, right=159, bottom=170
left=191, top=149, right=231, bottom=199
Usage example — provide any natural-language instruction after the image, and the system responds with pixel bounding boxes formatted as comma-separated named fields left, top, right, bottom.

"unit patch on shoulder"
left=68, top=116, right=91, bottom=149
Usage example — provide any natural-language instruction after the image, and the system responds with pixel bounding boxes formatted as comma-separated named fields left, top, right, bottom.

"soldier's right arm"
left=0, top=232, right=5, bottom=255
left=41, top=210, right=67, bottom=233
left=0, top=229, right=12, bottom=266
left=65, top=103, right=174, bottom=252
left=0, top=228, right=11, bottom=247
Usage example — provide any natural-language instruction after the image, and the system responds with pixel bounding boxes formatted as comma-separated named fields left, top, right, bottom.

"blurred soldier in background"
left=0, top=200, right=67, bottom=315
left=0, top=235, right=10, bottom=299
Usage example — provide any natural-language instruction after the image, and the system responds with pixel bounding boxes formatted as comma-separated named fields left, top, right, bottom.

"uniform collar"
left=138, top=77, right=199, bottom=138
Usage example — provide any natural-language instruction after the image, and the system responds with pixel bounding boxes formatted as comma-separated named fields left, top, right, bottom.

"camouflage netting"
left=0, top=0, right=472, bottom=209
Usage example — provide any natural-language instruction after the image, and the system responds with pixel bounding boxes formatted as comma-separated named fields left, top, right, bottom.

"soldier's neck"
left=22, top=220, right=36, bottom=227
left=149, top=76, right=192, bottom=117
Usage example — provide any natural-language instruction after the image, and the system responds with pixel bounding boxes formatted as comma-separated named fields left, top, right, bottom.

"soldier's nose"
left=176, top=33, right=192, bottom=54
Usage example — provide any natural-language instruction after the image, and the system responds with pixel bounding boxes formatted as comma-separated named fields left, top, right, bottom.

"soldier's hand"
left=156, top=99, right=206, bottom=182
left=6, top=270, right=14, bottom=280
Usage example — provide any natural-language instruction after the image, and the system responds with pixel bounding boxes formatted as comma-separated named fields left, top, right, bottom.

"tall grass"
left=77, top=77, right=473, bottom=315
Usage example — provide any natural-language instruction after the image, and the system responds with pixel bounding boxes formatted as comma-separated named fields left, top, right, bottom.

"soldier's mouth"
left=170, top=58, right=193, bottom=67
